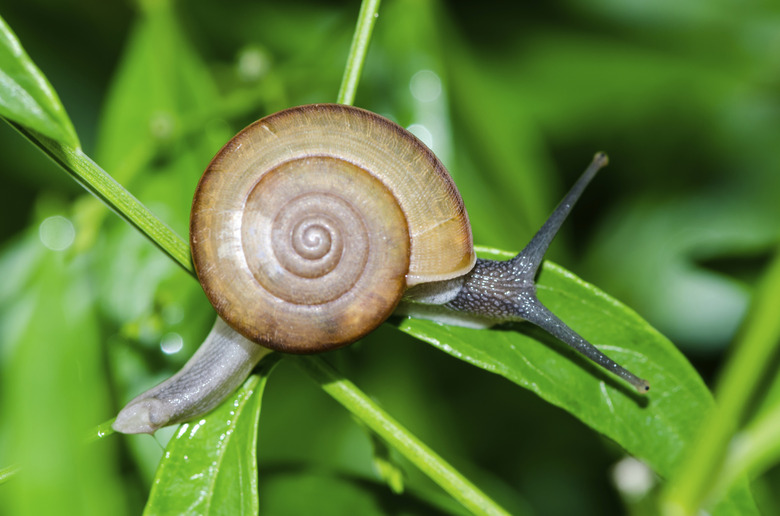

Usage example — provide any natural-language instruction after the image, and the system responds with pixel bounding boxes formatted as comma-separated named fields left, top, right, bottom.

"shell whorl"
left=191, top=104, right=475, bottom=353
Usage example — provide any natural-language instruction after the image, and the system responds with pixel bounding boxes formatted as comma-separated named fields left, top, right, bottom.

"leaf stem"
left=292, top=355, right=511, bottom=516
left=662, top=247, right=780, bottom=514
left=712, top=402, right=780, bottom=500
left=5, top=121, right=194, bottom=275
left=337, top=0, right=381, bottom=106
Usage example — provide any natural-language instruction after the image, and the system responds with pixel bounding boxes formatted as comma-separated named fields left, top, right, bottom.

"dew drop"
left=39, top=215, right=75, bottom=251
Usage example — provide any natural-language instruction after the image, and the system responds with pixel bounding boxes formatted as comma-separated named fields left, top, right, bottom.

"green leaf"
left=95, top=0, right=226, bottom=182
left=143, top=356, right=279, bottom=516
left=727, top=360, right=780, bottom=489
left=0, top=14, right=79, bottom=147
left=0, top=231, right=126, bottom=516
left=716, top=394, right=780, bottom=503
left=663, top=248, right=780, bottom=514
left=399, top=248, right=757, bottom=514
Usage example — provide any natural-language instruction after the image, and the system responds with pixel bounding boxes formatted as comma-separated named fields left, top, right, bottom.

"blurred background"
left=0, top=0, right=778, bottom=514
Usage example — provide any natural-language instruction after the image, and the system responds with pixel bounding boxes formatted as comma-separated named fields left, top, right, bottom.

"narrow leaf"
left=143, top=356, right=279, bottom=516
left=0, top=14, right=79, bottom=147
left=717, top=398, right=780, bottom=499
left=95, top=0, right=226, bottom=180
left=399, top=248, right=757, bottom=514
left=0, top=234, right=126, bottom=516
left=664, top=248, right=780, bottom=514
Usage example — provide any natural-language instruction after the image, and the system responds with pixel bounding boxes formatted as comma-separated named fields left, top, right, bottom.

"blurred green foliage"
left=1, top=0, right=779, bottom=515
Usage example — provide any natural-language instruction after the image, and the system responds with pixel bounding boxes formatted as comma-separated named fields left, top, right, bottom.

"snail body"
left=113, top=104, right=648, bottom=435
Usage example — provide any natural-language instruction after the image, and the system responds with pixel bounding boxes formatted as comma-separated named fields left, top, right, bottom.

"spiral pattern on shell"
left=191, top=104, right=475, bottom=352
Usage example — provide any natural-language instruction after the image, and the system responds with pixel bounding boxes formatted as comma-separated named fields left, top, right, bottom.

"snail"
left=113, top=103, right=649, bottom=435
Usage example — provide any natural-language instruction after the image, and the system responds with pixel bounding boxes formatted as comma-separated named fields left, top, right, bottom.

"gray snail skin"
left=113, top=104, right=648, bottom=435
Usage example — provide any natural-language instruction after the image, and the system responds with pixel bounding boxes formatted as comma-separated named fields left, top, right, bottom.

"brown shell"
left=190, top=103, right=475, bottom=353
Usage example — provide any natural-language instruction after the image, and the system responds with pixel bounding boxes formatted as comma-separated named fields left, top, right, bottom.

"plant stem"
left=662, top=247, right=780, bottom=515
left=337, top=0, right=381, bottom=105
left=292, top=355, right=510, bottom=516
left=712, top=401, right=780, bottom=500
left=335, top=9, right=507, bottom=513
left=6, top=122, right=193, bottom=275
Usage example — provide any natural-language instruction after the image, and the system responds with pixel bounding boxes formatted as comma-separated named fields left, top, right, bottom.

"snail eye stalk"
left=447, top=153, right=650, bottom=394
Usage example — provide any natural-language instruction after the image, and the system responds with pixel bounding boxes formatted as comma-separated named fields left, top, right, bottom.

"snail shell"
left=190, top=104, right=475, bottom=353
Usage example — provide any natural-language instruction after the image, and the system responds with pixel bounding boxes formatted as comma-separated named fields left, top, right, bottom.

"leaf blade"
left=143, top=357, right=278, bottom=516
left=0, top=14, right=79, bottom=147
left=399, top=251, right=757, bottom=514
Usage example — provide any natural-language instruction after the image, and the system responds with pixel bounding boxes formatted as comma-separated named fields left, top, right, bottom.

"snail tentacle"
left=112, top=317, right=271, bottom=434
left=445, top=257, right=649, bottom=393
left=514, top=152, right=608, bottom=274
left=419, top=153, right=650, bottom=393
